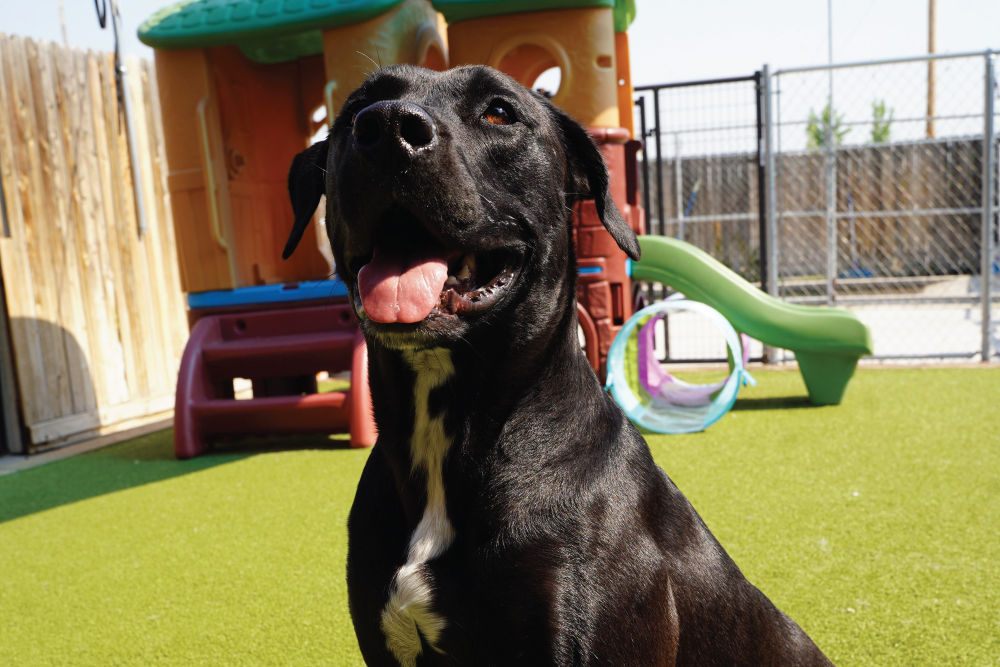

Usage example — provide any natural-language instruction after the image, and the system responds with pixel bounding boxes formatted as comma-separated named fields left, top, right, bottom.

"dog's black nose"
left=353, top=101, right=436, bottom=158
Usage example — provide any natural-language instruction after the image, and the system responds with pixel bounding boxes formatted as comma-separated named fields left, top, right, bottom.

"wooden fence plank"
left=83, top=52, right=130, bottom=408
left=104, top=53, right=153, bottom=401
left=57, top=45, right=105, bottom=416
left=123, top=59, right=175, bottom=396
left=39, top=40, right=95, bottom=417
left=93, top=53, right=140, bottom=405
left=0, top=35, right=47, bottom=432
left=12, top=36, right=71, bottom=422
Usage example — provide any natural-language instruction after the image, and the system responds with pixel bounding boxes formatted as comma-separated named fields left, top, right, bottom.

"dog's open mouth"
left=355, top=237, right=517, bottom=326
left=440, top=251, right=516, bottom=315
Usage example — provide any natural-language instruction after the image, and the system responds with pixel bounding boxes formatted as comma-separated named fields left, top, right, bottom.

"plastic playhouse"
left=139, top=0, right=644, bottom=457
left=140, top=0, right=872, bottom=454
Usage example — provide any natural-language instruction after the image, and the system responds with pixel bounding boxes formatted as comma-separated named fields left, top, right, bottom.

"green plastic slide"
left=630, top=236, right=873, bottom=405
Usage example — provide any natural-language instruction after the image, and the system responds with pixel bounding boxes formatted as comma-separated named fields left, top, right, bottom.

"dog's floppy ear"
left=553, top=107, right=641, bottom=261
left=283, top=138, right=329, bottom=260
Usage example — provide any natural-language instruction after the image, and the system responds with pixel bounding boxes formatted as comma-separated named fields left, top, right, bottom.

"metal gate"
left=632, top=74, right=768, bottom=364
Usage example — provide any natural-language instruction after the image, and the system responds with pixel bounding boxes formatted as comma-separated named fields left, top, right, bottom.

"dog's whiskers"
left=356, top=50, right=381, bottom=73
left=454, top=333, right=488, bottom=365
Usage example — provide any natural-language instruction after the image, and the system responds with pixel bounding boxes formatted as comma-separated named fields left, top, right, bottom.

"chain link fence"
left=634, top=52, right=999, bottom=363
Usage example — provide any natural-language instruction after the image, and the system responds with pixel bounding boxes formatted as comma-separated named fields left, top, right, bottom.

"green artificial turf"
left=1, top=367, right=998, bottom=665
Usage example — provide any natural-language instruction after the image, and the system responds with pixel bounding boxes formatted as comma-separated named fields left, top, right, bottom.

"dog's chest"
left=380, top=348, right=456, bottom=666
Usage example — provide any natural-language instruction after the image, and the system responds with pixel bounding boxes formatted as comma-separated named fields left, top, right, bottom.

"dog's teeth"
left=456, top=254, right=476, bottom=281
left=446, top=275, right=459, bottom=286
left=447, top=290, right=461, bottom=313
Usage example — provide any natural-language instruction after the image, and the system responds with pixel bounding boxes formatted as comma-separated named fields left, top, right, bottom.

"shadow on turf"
left=732, top=396, right=816, bottom=411
left=1, top=393, right=818, bottom=524
left=0, top=429, right=360, bottom=524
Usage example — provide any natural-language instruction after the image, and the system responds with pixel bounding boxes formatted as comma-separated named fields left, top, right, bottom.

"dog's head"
left=286, top=65, right=638, bottom=350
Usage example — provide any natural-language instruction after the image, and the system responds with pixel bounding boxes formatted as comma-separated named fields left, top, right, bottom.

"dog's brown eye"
left=483, top=100, right=515, bottom=126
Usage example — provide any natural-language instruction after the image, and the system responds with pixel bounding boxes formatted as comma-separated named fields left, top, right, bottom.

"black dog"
left=286, top=65, right=832, bottom=666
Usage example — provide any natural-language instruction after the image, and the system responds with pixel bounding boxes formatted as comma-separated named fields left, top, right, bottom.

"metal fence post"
left=653, top=91, right=665, bottom=235
left=982, top=52, right=996, bottom=362
left=674, top=134, right=684, bottom=241
left=636, top=96, right=652, bottom=223
left=761, top=64, right=780, bottom=363
left=755, top=70, right=767, bottom=293
left=824, top=80, right=838, bottom=305
left=763, top=66, right=779, bottom=298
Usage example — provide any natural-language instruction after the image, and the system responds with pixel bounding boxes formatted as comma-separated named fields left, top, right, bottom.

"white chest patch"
left=381, top=348, right=456, bottom=667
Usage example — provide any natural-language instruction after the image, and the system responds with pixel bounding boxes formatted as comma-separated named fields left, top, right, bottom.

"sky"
left=1, top=1, right=998, bottom=86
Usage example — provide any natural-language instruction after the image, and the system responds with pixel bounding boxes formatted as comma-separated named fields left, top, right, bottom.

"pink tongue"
left=357, top=248, right=448, bottom=324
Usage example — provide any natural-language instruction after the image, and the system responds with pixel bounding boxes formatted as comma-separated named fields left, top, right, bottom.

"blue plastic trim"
left=578, top=266, right=604, bottom=275
left=187, top=280, right=348, bottom=309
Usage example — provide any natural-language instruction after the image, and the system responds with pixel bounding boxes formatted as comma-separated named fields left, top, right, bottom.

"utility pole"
left=58, top=0, right=69, bottom=46
left=926, top=0, right=936, bottom=138
left=825, top=0, right=837, bottom=305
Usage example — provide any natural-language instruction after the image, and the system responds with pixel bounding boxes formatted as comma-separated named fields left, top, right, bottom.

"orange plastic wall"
left=446, top=7, right=619, bottom=128
left=155, top=47, right=330, bottom=293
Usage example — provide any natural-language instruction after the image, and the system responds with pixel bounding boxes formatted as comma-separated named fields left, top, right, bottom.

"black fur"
left=287, top=65, right=833, bottom=666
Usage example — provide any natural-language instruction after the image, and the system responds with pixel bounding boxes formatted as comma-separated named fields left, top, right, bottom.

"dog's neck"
left=365, top=303, right=607, bottom=511
left=399, top=347, right=454, bottom=516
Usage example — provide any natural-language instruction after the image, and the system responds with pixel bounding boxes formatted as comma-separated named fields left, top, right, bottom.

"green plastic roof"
left=432, top=0, right=636, bottom=32
left=614, top=0, right=636, bottom=33
left=138, top=0, right=404, bottom=51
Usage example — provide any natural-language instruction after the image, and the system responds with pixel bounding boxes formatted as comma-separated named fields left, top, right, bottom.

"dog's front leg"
left=347, top=446, right=414, bottom=666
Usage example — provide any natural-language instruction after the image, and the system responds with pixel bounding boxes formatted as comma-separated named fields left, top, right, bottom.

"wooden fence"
left=0, top=35, right=188, bottom=453
left=645, top=138, right=985, bottom=281
left=775, top=139, right=983, bottom=278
